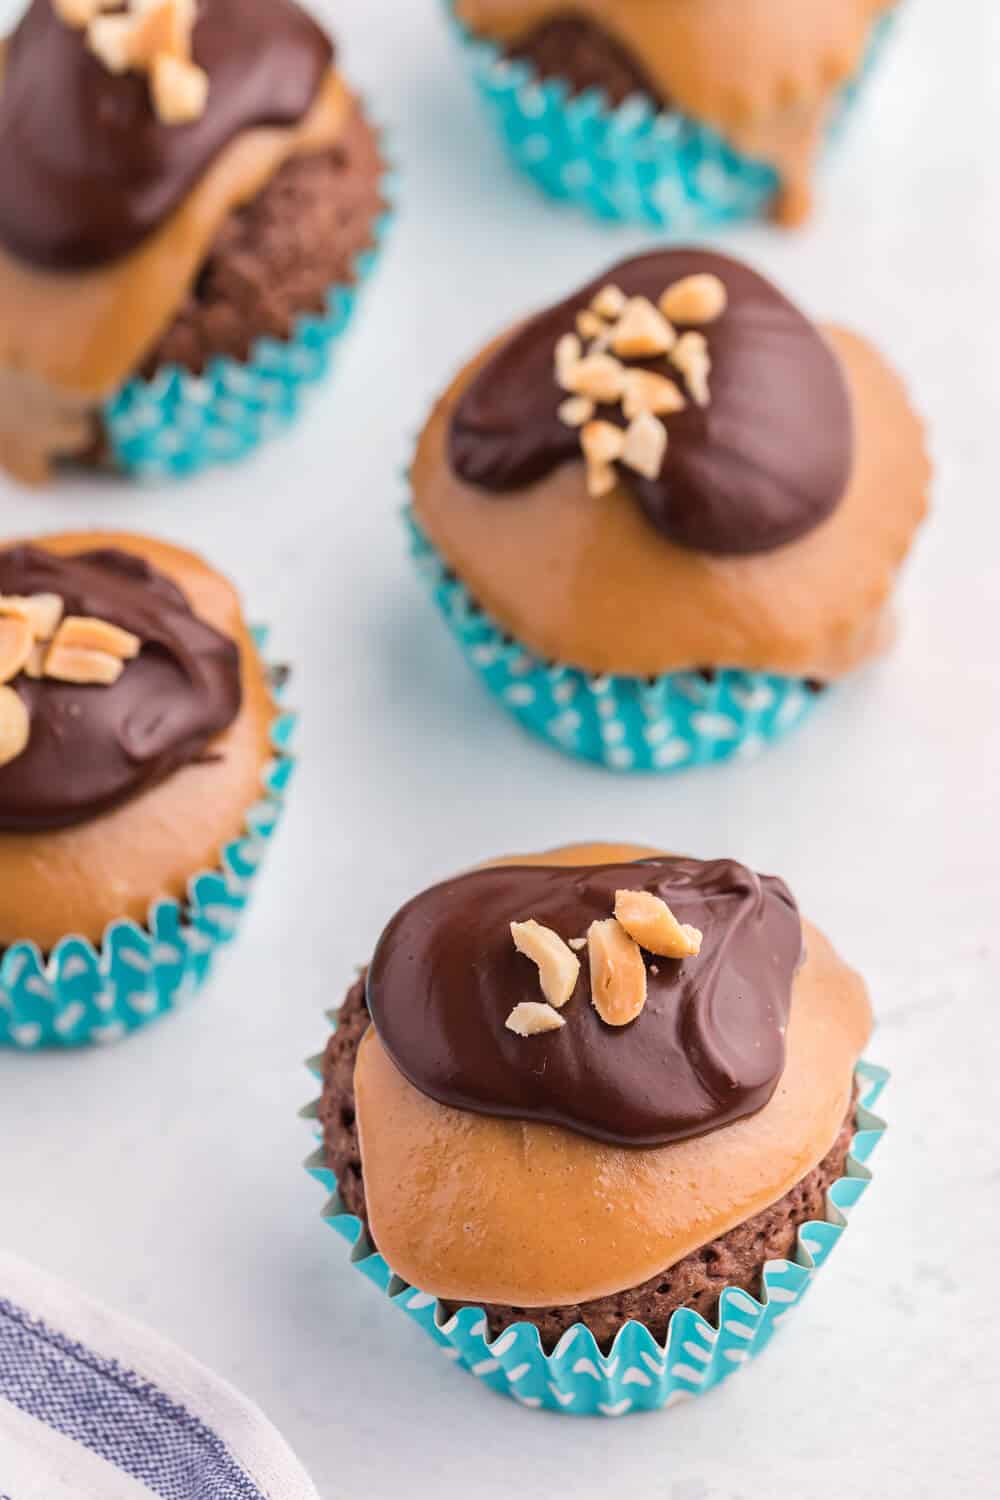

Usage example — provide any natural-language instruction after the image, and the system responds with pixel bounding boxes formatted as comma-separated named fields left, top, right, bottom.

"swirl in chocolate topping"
left=367, top=857, right=803, bottom=1148
left=0, top=546, right=241, bottom=831
left=0, top=0, right=333, bottom=270
left=449, top=249, right=854, bottom=556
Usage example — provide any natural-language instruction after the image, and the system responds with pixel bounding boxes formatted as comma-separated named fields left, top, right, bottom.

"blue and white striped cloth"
left=0, top=1254, right=318, bottom=1500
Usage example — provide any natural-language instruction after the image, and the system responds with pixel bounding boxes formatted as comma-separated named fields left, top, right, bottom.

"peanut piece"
left=44, top=645, right=125, bottom=686
left=54, top=0, right=112, bottom=27
left=151, top=53, right=209, bottom=125
left=0, top=685, right=29, bottom=768
left=23, top=643, right=47, bottom=680
left=671, top=332, right=711, bottom=407
left=614, top=889, right=703, bottom=959
left=0, top=615, right=34, bottom=685
left=53, top=616, right=141, bottom=660
left=587, top=918, right=647, bottom=1027
left=505, top=1002, right=566, bottom=1038
left=554, top=332, right=583, bottom=389
left=621, top=411, right=668, bottom=480
left=622, top=369, right=685, bottom=421
left=0, top=593, right=65, bottom=641
left=586, top=463, right=617, bottom=499
left=565, top=353, right=627, bottom=404
left=591, top=284, right=627, bottom=321
left=576, top=310, right=607, bottom=341
left=510, top=919, right=581, bottom=1009
left=659, top=274, right=728, bottom=326
left=557, top=395, right=595, bottom=429
left=612, top=297, right=676, bottom=359
left=580, top=419, right=624, bottom=468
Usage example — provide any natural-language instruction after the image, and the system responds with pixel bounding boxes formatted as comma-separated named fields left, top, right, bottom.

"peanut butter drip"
left=457, top=0, right=895, bottom=222
left=0, top=69, right=350, bottom=483
left=354, top=843, right=874, bottom=1308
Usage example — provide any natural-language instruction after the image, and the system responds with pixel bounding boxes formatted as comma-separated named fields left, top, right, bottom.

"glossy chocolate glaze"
left=367, top=857, right=803, bottom=1147
left=0, top=546, right=241, bottom=830
left=0, top=0, right=333, bottom=269
left=449, top=249, right=853, bottom=555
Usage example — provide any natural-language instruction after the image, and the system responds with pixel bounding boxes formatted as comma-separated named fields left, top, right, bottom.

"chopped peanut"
left=558, top=395, right=595, bottom=429
left=565, top=353, right=627, bottom=405
left=622, top=369, right=685, bottom=421
left=621, top=411, right=668, bottom=480
left=510, top=919, right=581, bottom=1009
left=659, top=273, right=728, bottom=326
left=614, top=889, right=703, bottom=959
left=151, top=53, right=209, bottom=125
left=505, top=1002, right=566, bottom=1038
left=587, top=918, right=647, bottom=1027
left=580, top=419, right=625, bottom=468
left=671, top=331, right=712, bottom=407
left=0, top=615, right=34, bottom=685
left=53, top=616, right=141, bottom=661
left=0, top=685, right=29, bottom=768
left=0, top=593, right=65, bottom=641
left=44, top=645, right=125, bottom=686
left=612, top=297, right=676, bottom=360
left=591, top=284, right=627, bottom=321
left=586, top=463, right=617, bottom=498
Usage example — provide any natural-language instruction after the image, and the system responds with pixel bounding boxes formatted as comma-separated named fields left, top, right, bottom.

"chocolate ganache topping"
left=367, top=857, right=804, bottom=1148
left=0, top=0, right=333, bottom=270
left=449, top=249, right=854, bottom=556
left=0, top=546, right=241, bottom=831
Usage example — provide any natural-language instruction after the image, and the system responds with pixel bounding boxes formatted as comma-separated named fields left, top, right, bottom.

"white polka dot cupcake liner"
left=0, top=628, right=294, bottom=1050
left=103, top=195, right=393, bottom=480
left=302, top=1022, right=888, bottom=1416
left=444, top=2, right=896, bottom=229
left=406, top=509, right=822, bottom=771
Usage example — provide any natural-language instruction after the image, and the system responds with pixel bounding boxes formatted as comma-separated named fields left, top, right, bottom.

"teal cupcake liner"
left=302, top=1022, right=887, bottom=1417
left=444, top=2, right=896, bottom=228
left=0, top=627, right=295, bottom=1050
left=406, top=509, right=821, bottom=771
left=104, top=195, right=393, bottom=479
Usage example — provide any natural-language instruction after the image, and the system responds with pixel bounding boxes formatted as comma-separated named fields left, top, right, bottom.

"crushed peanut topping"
left=587, top=918, right=647, bottom=1027
left=0, top=615, right=34, bottom=686
left=614, top=889, right=703, bottom=959
left=0, top=685, right=29, bottom=769
left=510, top=919, right=581, bottom=1010
left=54, top=615, right=141, bottom=661
left=553, top=271, right=725, bottom=494
left=671, top=332, right=711, bottom=408
left=612, top=297, right=676, bottom=360
left=65, top=0, right=210, bottom=126
left=659, top=273, right=728, bottom=327
left=557, top=396, right=595, bottom=429
left=0, top=592, right=64, bottom=642
left=505, top=1001, right=566, bottom=1038
left=621, top=411, right=668, bottom=481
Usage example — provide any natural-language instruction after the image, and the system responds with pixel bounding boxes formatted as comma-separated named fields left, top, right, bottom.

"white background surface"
left=0, top=1, right=998, bottom=1495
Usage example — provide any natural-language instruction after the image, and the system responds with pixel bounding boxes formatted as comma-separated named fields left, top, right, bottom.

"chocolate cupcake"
left=0, top=532, right=293, bottom=1048
left=0, top=0, right=388, bottom=483
left=408, top=247, right=930, bottom=772
left=307, top=843, right=886, bottom=1415
left=446, top=1, right=899, bottom=228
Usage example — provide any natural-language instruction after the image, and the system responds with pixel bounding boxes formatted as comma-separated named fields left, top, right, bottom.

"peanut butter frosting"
left=354, top=843, right=873, bottom=1307
left=456, top=0, right=897, bottom=223
left=0, top=532, right=275, bottom=950
left=0, top=68, right=350, bottom=483
left=412, top=301, right=930, bottom=679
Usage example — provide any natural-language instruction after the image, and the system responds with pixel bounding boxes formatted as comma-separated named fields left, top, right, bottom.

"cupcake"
left=0, top=0, right=388, bottom=483
left=408, top=247, right=930, bottom=772
left=0, top=531, right=293, bottom=1048
left=308, top=843, right=886, bottom=1415
left=446, top=1, right=899, bottom=228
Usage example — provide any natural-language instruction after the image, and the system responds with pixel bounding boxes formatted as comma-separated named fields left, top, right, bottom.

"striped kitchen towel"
left=0, top=1253, right=318, bottom=1500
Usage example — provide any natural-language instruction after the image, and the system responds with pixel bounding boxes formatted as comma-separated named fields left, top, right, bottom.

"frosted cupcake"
left=446, top=0, right=899, bottom=227
left=309, top=843, right=886, bottom=1414
left=0, top=531, right=292, bottom=1048
left=408, top=246, right=930, bottom=772
left=0, top=0, right=387, bottom=482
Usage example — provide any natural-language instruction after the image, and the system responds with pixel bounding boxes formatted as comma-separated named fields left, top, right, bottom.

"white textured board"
left=0, top=1, right=998, bottom=1497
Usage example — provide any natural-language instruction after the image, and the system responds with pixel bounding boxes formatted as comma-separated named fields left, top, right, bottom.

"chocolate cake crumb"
left=142, top=101, right=383, bottom=376
left=506, top=15, right=665, bottom=110
left=319, top=976, right=856, bottom=1353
